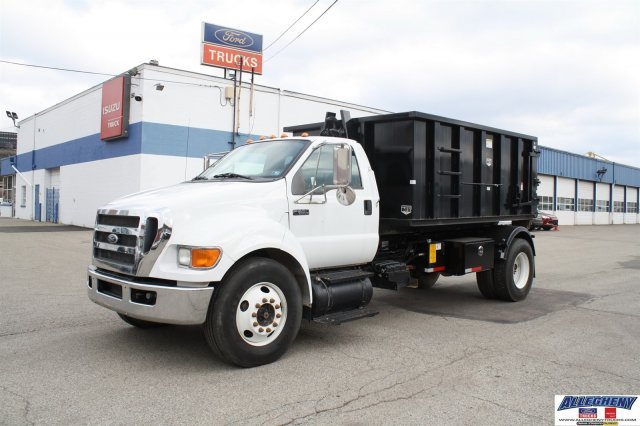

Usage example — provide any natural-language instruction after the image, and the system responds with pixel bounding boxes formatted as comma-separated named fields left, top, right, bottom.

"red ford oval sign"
left=202, top=22, right=263, bottom=54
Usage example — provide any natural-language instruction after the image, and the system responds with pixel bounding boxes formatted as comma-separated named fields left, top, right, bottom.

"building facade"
left=0, top=63, right=387, bottom=227
left=537, top=147, right=640, bottom=225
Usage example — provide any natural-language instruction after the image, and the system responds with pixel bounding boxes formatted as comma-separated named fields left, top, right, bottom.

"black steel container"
left=285, top=111, right=538, bottom=235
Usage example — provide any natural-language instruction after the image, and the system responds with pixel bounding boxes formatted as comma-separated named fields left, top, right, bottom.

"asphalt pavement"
left=1, top=218, right=639, bottom=425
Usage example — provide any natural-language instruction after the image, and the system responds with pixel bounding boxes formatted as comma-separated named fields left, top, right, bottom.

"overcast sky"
left=1, top=0, right=639, bottom=167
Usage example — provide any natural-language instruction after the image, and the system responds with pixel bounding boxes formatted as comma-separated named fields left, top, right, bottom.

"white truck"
left=88, top=111, right=538, bottom=367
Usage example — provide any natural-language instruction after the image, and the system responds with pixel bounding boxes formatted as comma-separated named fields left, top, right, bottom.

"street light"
left=5, top=111, right=19, bottom=128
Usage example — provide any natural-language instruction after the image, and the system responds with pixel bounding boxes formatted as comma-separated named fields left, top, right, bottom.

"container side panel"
left=460, top=128, right=475, bottom=218
left=373, top=120, right=414, bottom=220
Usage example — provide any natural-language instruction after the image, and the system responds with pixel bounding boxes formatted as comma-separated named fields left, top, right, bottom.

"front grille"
left=94, top=248, right=136, bottom=265
left=93, top=213, right=141, bottom=273
left=92, top=209, right=172, bottom=276
left=97, top=214, right=140, bottom=227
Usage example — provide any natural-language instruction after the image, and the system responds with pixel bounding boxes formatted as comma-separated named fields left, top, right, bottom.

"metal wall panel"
left=539, top=146, right=640, bottom=187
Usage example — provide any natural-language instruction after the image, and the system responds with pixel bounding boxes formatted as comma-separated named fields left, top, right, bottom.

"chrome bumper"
left=87, top=268, right=214, bottom=325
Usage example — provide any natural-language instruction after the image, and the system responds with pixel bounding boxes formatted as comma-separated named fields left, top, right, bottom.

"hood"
left=102, top=179, right=289, bottom=223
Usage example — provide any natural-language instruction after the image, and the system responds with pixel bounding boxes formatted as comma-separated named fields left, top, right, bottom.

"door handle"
left=364, top=200, right=372, bottom=215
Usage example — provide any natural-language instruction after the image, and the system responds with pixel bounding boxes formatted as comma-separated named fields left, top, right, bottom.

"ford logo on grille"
left=107, top=233, right=119, bottom=244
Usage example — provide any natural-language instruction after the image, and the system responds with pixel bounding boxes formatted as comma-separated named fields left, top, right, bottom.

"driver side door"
left=286, top=144, right=379, bottom=270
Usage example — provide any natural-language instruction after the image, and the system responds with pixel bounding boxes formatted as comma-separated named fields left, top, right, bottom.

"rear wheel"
left=476, top=271, right=496, bottom=299
left=118, top=313, right=164, bottom=328
left=417, top=272, right=440, bottom=289
left=493, top=239, right=534, bottom=301
left=204, top=257, right=302, bottom=367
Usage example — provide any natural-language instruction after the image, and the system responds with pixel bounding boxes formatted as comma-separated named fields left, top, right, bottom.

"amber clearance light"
left=178, top=247, right=222, bottom=269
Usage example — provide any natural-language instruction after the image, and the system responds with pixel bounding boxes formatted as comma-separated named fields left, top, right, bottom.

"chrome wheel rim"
left=236, top=282, right=287, bottom=346
left=513, top=252, right=530, bottom=290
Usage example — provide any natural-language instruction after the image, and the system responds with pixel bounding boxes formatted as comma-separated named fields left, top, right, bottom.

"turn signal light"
left=178, top=247, right=222, bottom=269
left=191, top=248, right=221, bottom=268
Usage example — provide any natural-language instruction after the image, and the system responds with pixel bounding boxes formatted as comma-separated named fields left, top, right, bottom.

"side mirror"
left=333, top=144, right=352, bottom=187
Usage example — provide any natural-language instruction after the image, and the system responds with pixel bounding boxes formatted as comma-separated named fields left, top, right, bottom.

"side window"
left=351, top=152, right=363, bottom=189
left=291, top=146, right=364, bottom=195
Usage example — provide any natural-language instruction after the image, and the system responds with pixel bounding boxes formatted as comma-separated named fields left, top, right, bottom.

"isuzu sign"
left=100, top=75, right=131, bottom=141
left=201, top=22, right=263, bottom=74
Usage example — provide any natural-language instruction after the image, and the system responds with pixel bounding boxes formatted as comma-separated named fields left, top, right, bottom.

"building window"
left=557, top=197, right=575, bottom=211
left=613, top=201, right=625, bottom=213
left=21, top=185, right=26, bottom=207
left=577, top=198, right=593, bottom=212
left=539, top=195, right=553, bottom=210
left=628, top=202, right=638, bottom=213
left=595, top=200, right=609, bottom=212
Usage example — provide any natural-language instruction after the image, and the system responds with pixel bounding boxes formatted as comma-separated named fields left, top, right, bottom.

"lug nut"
left=273, top=323, right=278, bottom=327
left=251, top=312, right=257, bottom=317
left=253, top=322, right=258, bottom=327
left=255, top=303, right=261, bottom=308
left=262, top=298, right=268, bottom=303
left=259, top=327, right=264, bottom=333
left=270, top=298, right=275, bottom=303
left=275, top=304, right=281, bottom=309
left=276, top=313, right=282, bottom=318
left=266, top=328, right=272, bottom=333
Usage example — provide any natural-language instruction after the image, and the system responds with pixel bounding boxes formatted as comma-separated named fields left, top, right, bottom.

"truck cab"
left=88, top=136, right=380, bottom=366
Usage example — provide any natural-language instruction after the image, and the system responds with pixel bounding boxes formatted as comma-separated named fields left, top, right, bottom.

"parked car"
left=530, top=211, right=558, bottom=231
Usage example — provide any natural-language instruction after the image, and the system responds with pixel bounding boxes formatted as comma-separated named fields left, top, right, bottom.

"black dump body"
left=285, top=111, right=538, bottom=235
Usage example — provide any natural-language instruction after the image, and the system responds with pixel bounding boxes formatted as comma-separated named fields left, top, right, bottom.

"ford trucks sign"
left=201, top=22, right=263, bottom=74
left=202, top=23, right=262, bottom=53
left=100, top=75, right=130, bottom=141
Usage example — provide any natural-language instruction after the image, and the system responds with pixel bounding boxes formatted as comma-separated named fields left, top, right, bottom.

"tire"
left=543, top=226, right=553, bottom=231
left=204, top=257, right=302, bottom=367
left=417, top=272, right=440, bottom=289
left=492, top=238, right=534, bottom=302
left=475, top=270, right=496, bottom=299
left=118, top=313, right=164, bottom=328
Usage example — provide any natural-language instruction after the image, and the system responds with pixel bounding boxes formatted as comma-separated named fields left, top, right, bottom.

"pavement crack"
left=575, top=306, right=640, bottom=319
left=512, top=351, right=640, bottom=384
left=0, top=385, right=34, bottom=425
left=279, top=347, right=485, bottom=425
left=455, top=389, right=546, bottom=422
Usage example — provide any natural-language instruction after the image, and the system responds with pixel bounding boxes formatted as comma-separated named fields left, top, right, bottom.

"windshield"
left=196, top=140, right=309, bottom=181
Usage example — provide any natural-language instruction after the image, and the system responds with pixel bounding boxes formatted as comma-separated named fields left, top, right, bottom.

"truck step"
left=313, top=269, right=373, bottom=285
left=312, top=308, right=378, bottom=325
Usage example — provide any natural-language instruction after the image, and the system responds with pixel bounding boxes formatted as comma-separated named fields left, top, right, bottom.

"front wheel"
left=204, top=257, right=302, bottom=367
left=492, top=238, right=534, bottom=301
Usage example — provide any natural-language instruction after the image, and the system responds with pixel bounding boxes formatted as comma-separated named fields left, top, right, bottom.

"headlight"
left=177, top=246, right=222, bottom=269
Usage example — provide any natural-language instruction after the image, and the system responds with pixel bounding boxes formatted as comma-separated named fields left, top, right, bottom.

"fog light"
left=178, top=248, right=191, bottom=266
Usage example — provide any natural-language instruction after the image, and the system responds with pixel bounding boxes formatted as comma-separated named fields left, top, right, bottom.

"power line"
left=263, top=0, right=320, bottom=51
left=0, top=59, right=225, bottom=89
left=264, top=0, right=339, bottom=64
left=0, top=59, right=116, bottom=77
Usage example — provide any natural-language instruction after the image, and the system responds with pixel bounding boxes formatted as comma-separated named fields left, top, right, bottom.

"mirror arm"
left=294, top=185, right=328, bottom=204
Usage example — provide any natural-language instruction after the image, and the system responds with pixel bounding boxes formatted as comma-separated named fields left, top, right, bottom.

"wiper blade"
left=213, top=173, right=253, bottom=180
left=191, top=176, right=209, bottom=181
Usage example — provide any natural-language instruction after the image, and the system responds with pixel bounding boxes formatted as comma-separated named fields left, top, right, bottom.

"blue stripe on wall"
left=0, top=122, right=255, bottom=176
left=141, top=122, right=235, bottom=157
